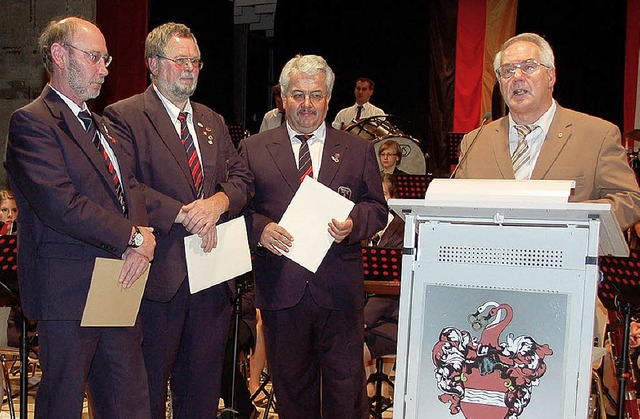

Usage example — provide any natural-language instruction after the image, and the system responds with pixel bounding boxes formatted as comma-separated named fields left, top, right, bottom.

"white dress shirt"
left=331, top=102, right=385, bottom=129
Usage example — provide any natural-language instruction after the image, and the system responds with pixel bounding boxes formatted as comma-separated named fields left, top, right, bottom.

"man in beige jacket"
left=456, top=32, right=640, bottom=231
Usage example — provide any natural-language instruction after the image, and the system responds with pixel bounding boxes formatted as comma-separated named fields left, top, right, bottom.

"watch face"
left=134, top=233, right=144, bottom=247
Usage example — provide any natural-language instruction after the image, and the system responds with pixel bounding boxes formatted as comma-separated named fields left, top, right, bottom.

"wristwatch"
left=128, top=226, right=144, bottom=248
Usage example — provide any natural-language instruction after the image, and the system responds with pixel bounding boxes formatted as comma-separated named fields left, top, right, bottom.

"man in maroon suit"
left=238, top=54, right=387, bottom=418
left=5, top=17, right=155, bottom=417
left=104, top=23, right=253, bottom=418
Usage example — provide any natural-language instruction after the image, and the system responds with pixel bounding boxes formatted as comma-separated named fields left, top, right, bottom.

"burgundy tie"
left=296, top=134, right=313, bottom=182
left=178, top=112, right=204, bottom=198
left=355, top=105, right=363, bottom=120
left=78, top=110, right=127, bottom=214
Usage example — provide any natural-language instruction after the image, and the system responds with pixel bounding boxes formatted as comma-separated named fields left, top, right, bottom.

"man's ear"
left=148, top=55, right=159, bottom=76
left=50, top=43, right=68, bottom=70
left=547, top=67, right=556, bottom=91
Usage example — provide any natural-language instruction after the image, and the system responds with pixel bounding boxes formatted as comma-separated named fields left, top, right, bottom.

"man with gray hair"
left=455, top=32, right=640, bottom=231
left=5, top=16, right=155, bottom=417
left=104, top=22, right=253, bottom=418
left=238, top=54, right=387, bottom=418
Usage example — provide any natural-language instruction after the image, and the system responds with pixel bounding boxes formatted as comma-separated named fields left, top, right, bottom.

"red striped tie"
left=178, top=112, right=204, bottom=198
left=296, top=134, right=313, bottom=182
left=78, top=110, right=127, bottom=214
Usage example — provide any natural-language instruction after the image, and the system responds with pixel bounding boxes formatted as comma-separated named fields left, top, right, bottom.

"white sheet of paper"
left=184, top=216, right=252, bottom=294
left=279, top=177, right=355, bottom=273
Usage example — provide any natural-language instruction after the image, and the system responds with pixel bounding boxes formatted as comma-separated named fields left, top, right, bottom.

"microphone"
left=449, top=112, right=492, bottom=179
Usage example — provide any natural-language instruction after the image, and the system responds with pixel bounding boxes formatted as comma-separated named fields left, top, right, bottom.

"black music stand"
left=394, top=174, right=432, bottom=200
left=446, top=132, right=466, bottom=167
left=362, top=247, right=402, bottom=287
left=0, top=235, right=29, bottom=418
left=598, top=250, right=640, bottom=419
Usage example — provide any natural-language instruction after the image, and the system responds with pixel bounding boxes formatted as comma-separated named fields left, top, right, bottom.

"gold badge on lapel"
left=331, top=153, right=341, bottom=163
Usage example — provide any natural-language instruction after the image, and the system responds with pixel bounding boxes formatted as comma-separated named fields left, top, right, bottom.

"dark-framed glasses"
left=156, top=55, right=203, bottom=70
left=496, top=59, right=550, bottom=80
left=62, top=43, right=112, bottom=67
left=288, top=91, right=327, bottom=104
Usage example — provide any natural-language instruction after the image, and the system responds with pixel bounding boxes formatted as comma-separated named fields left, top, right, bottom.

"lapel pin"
left=197, top=122, right=204, bottom=128
left=208, top=135, right=214, bottom=144
left=206, top=126, right=212, bottom=132
left=331, top=153, right=340, bottom=163
left=558, top=133, right=563, bottom=138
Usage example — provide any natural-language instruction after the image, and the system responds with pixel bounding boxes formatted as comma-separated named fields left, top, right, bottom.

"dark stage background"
left=112, top=0, right=627, bottom=176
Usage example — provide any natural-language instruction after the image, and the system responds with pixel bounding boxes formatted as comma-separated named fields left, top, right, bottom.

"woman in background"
left=0, top=190, right=18, bottom=235
left=378, top=140, right=406, bottom=175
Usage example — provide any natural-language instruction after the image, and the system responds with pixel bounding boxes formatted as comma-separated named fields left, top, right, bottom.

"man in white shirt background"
left=259, top=83, right=285, bottom=133
left=332, top=77, right=385, bottom=130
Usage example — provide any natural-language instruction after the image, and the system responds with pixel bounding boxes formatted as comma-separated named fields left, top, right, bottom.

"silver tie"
left=512, top=125, right=535, bottom=179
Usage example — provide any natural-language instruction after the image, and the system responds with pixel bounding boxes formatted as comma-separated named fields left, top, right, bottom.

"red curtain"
left=453, top=0, right=486, bottom=132
left=453, top=0, right=516, bottom=133
left=95, top=0, right=149, bottom=113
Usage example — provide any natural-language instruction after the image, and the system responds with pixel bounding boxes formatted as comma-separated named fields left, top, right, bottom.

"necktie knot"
left=78, top=110, right=93, bottom=131
left=515, top=124, right=534, bottom=140
left=178, top=112, right=188, bottom=122
left=296, top=134, right=312, bottom=144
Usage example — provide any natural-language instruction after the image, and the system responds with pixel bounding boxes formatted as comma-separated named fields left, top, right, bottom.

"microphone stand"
left=449, top=112, right=492, bottom=179
left=616, top=300, right=637, bottom=419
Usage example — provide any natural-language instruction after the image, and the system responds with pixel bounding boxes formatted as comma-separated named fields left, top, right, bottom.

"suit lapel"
left=94, top=115, right=133, bottom=208
left=142, top=87, right=195, bottom=194
left=43, top=87, right=117, bottom=192
left=191, top=105, right=219, bottom=197
left=265, top=126, right=299, bottom=193
left=492, top=118, right=514, bottom=179
left=317, top=128, right=346, bottom=188
left=531, top=106, right=572, bottom=179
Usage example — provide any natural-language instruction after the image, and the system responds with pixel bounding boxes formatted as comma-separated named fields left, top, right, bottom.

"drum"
left=373, top=137, right=425, bottom=175
left=344, top=115, right=426, bottom=175
left=344, top=115, right=404, bottom=141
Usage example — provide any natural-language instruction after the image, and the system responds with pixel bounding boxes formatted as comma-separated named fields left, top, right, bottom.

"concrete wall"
left=0, top=0, right=95, bottom=188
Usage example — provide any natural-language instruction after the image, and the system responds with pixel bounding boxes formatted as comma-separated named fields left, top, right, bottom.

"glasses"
left=379, top=153, right=398, bottom=158
left=156, top=55, right=203, bottom=70
left=288, top=91, right=327, bottom=104
left=63, top=43, right=112, bottom=67
left=496, top=59, right=550, bottom=79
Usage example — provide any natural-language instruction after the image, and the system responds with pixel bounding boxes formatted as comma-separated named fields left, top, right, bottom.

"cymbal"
left=624, top=129, right=640, bottom=142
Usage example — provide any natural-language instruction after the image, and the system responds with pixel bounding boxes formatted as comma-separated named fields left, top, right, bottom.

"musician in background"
left=259, top=83, right=285, bottom=133
left=378, top=140, right=406, bottom=176
left=363, top=173, right=404, bottom=401
left=332, top=77, right=385, bottom=130
left=0, top=190, right=18, bottom=235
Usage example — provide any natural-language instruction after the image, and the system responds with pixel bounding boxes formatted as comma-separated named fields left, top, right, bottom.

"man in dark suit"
left=238, top=54, right=387, bottom=419
left=4, top=17, right=155, bottom=417
left=103, top=22, right=253, bottom=418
